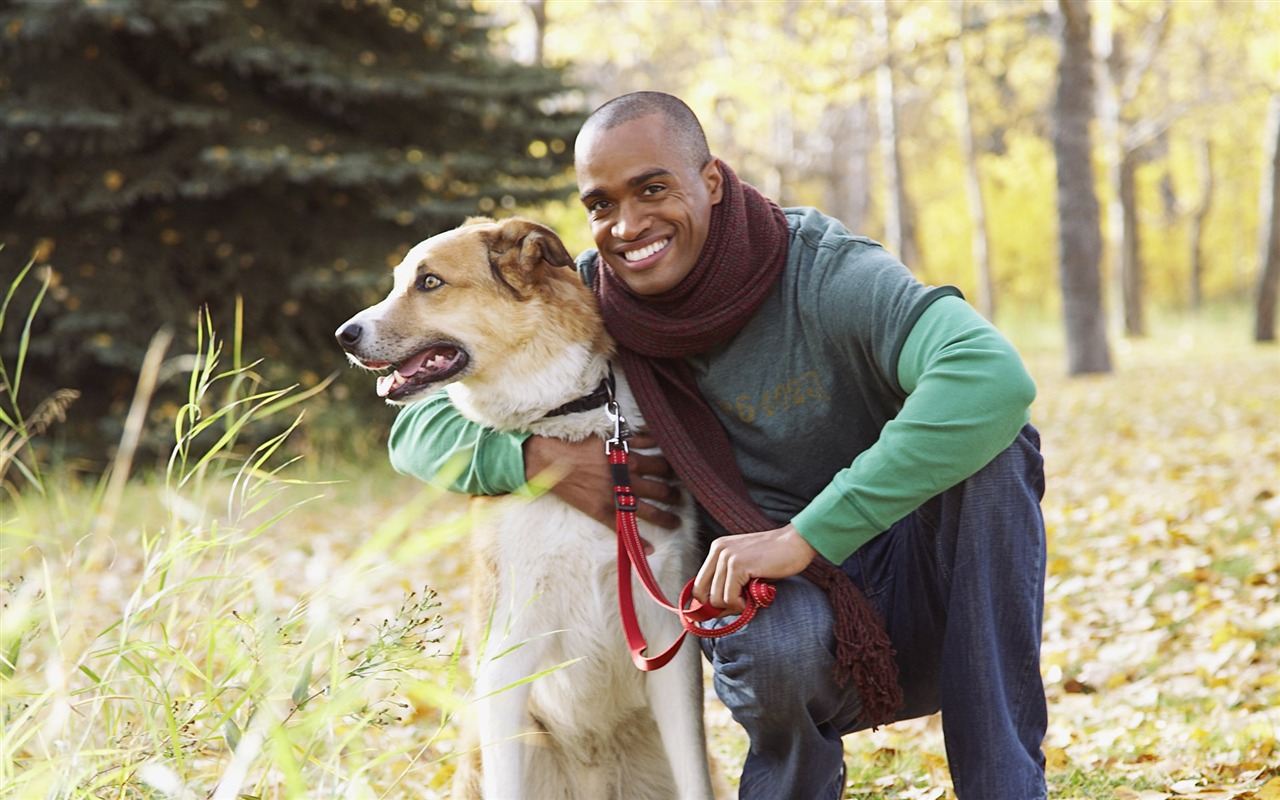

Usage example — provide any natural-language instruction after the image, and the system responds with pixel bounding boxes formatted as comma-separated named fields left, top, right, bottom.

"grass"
left=2, top=262, right=466, bottom=798
left=3, top=255, right=1279, bottom=798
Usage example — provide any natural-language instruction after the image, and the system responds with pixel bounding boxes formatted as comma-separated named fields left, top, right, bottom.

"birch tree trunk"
left=1055, top=0, right=1114, bottom=374
left=1188, top=45, right=1214, bottom=311
left=822, top=101, right=873, bottom=235
left=872, top=0, right=919, bottom=270
left=1256, top=93, right=1280, bottom=342
left=1189, top=138, right=1213, bottom=310
left=1093, top=0, right=1127, bottom=336
left=1120, top=150, right=1145, bottom=336
left=525, top=0, right=546, bottom=66
left=949, top=0, right=995, bottom=320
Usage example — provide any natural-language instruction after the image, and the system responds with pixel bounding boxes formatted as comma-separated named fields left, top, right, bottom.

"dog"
left=336, top=217, right=715, bottom=800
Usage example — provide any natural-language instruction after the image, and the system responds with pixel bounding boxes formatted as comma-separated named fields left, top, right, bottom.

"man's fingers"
left=635, top=500, right=682, bottom=530
left=718, top=567, right=747, bottom=613
left=693, top=543, right=746, bottom=615
left=627, top=432, right=662, bottom=450
left=693, top=544, right=716, bottom=605
left=525, top=431, right=684, bottom=531
left=629, top=474, right=681, bottom=505
left=627, top=448, right=674, bottom=479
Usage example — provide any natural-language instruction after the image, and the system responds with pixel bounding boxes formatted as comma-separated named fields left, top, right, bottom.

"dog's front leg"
left=645, top=630, right=716, bottom=800
left=474, top=646, right=543, bottom=800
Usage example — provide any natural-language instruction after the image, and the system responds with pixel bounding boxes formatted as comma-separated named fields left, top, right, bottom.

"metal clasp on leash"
left=603, top=364, right=630, bottom=455
left=605, top=400, right=631, bottom=454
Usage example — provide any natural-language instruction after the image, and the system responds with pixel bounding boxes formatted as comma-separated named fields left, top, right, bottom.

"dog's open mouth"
left=372, top=345, right=469, bottom=400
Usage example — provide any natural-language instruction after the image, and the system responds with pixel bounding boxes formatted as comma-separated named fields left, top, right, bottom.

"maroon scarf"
left=597, top=161, right=903, bottom=727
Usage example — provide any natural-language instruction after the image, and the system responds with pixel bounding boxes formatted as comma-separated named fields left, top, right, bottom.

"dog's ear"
left=486, top=218, right=573, bottom=299
left=500, top=217, right=573, bottom=271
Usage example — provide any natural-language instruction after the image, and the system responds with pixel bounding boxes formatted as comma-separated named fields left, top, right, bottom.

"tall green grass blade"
left=11, top=266, right=50, bottom=408
left=0, top=259, right=35, bottom=414
left=472, top=657, right=584, bottom=702
left=1, top=636, right=20, bottom=679
left=224, top=719, right=242, bottom=751
left=291, top=658, right=313, bottom=707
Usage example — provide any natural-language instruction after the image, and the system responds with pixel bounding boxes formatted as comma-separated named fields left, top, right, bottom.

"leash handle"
left=609, top=444, right=776, bottom=671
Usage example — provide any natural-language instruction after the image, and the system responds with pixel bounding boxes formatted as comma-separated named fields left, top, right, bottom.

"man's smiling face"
left=575, top=113, right=724, bottom=296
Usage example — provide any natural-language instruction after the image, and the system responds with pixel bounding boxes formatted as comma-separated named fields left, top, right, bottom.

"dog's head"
left=335, top=216, right=576, bottom=404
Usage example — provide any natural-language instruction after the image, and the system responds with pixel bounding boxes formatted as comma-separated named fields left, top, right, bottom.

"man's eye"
left=588, top=200, right=612, bottom=215
left=417, top=273, right=444, bottom=291
left=642, top=183, right=665, bottom=196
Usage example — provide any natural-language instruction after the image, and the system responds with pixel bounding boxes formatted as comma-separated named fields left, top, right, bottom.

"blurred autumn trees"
left=485, top=0, right=1280, bottom=359
left=0, top=0, right=583, bottom=456
left=4, top=0, right=1280, bottom=462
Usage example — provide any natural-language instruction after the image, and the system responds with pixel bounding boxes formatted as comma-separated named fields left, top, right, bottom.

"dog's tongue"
left=375, top=349, right=431, bottom=398
left=375, top=347, right=462, bottom=398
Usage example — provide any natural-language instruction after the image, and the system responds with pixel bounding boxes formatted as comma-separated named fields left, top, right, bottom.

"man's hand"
left=524, top=433, right=683, bottom=529
left=693, top=524, right=817, bottom=614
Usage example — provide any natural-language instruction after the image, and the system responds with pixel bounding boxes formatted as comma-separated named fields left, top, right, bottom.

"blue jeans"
left=700, top=425, right=1048, bottom=799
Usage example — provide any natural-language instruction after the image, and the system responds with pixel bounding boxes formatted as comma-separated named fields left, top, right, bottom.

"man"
left=389, top=92, right=1048, bottom=799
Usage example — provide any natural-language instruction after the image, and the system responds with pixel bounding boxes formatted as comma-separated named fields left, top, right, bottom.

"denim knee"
left=701, top=576, right=846, bottom=730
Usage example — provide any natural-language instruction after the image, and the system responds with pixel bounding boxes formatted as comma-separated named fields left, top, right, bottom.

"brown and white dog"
left=335, top=217, right=714, bottom=800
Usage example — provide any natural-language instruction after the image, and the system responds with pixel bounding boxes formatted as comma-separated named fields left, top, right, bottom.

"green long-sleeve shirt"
left=388, top=207, right=1035, bottom=564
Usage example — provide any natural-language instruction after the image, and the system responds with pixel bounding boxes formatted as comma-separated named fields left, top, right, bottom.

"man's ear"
left=703, top=158, right=725, bottom=206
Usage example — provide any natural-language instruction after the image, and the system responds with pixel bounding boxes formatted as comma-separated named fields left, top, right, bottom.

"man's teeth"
left=624, top=239, right=669, bottom=262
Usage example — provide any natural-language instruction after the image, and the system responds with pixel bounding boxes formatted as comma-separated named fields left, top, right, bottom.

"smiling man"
left=575, top=103, right=722, bottom=296
left=387, top=92, right=1049, bottom=799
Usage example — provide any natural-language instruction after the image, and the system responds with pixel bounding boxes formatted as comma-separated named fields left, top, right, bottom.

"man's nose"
left=611, top=201, right=651, bottom=241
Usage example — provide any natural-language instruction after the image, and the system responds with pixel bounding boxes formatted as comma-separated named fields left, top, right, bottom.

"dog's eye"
left=416, top=273, right=444, bottom=292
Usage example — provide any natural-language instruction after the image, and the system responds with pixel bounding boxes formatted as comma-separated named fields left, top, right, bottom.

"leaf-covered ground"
left=343, top=319, right=1280, bottom=798
left=6, top=317, right=1277, bottom=798
left=292, top=324, right=1280, bottom=798
left=807, top=324, right=1280, bottom=799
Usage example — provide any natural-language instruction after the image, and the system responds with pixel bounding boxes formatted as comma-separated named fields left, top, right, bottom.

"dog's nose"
left=335, top=321, right=363, bottom=350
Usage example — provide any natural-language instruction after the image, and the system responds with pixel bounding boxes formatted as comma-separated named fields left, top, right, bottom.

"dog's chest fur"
left=465, top=397, right=696, bottom=724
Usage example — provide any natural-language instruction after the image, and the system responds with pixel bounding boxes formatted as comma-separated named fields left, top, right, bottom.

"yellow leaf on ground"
left=1114, top=788, right=1170, bottom=800
left=1257, top=777, right=1280, bottom=800
left=1044, top=745, right=1070, bottom=771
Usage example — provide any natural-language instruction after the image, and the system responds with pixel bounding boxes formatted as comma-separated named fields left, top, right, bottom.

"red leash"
left=606, top=397, right=776, bottom=671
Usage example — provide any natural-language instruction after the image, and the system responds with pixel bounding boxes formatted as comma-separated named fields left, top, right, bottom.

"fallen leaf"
left=1115, top=788, right=1170, bottom=800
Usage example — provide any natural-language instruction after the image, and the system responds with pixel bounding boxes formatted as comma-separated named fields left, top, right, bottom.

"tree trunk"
left=821, top=101, right=873, bottom=235
left=1189, top=138, right=1213, bottom=310
left=949, top=0, right=995, bottom=320
left=1055, top=0, right=1113, bottom=374
left=1120, top=150, right=1145, bottom=336
left=525, top=0, right=547, bottom=66
left=1256, top=93, right=1280, bottom=342
left=872, top=0, right=918, bottom=270
left=1093, top=0, right=1126, bottom=336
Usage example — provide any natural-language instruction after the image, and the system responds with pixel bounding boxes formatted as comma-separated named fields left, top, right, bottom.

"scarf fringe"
left=802, top=558, right=905, bottom=729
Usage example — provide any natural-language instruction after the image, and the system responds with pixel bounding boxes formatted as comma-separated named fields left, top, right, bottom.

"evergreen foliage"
left=0, top=0, right=584, bottom=460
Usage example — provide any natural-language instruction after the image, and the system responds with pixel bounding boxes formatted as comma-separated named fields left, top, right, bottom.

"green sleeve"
left=791, top=296, right=1036, bottom=564
left=387, top=391, right=531, bottom=495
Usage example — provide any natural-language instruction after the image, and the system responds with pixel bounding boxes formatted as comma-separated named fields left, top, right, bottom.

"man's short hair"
left=579, top=92, right=712, bottom=171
